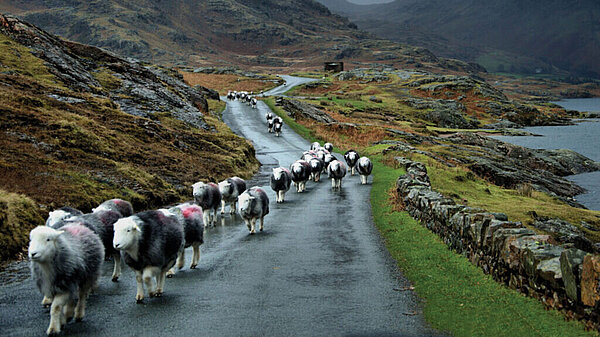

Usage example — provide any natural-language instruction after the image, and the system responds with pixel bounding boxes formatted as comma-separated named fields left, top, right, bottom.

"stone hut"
left=324, top=62, right=343, bottom=72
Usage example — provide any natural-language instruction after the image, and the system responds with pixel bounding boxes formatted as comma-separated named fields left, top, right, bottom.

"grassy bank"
left=369, top=152, right=592, bottom=336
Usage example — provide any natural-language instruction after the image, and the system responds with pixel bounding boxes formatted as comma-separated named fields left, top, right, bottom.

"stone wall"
left=395, top=157, right=600, bottom=329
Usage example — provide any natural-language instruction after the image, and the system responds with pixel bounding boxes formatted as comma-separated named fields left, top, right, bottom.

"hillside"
left=0, top=14, right=258, bottom=261
left=0, top=0, right=482, bottom=73
left=317, top=0, right=600, bottom=78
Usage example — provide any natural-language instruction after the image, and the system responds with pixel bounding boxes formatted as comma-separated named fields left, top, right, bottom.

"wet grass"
left=369, top=152, right=594, bottom=336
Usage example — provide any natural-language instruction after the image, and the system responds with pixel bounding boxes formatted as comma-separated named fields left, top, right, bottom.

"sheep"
left=290, top=160, right=311, bottom=192
left=218, top=177, right=247, bottom=214
left=310, top=142, right=320, bottom=151
left=237, top=187, right=269, bottom=234
left=270, top=167, right=292, bottom=203
left=344, top=150, right=360, bottom=176
left=161, top=204, right=204, bottom=277
left=92, top=198, right=134, bottom=217
left=51, top=211, right=123, bottom=283
left=251, top=97, right=257, bottom=109
left=267, top=118, right=274, bottom=133
left=327, top=159, right=347, bottom=190
left=309, top=157, right=324, bottom=182
left=273, top=117, right=283, bottom=137
left=265, top=112, right=274, bottom=121
left=45, top=206, right=83, bottom=228
left=324, top=142, right=334, bottom=153
left=29, top=225, right=104, bottom=335
left=323, top=153, right=334, bottom=172
left=113, top=210, right=184, bottom=302
left=192, top=181, right=222, bottom=227
left=356, top=156, right=373, bottom=185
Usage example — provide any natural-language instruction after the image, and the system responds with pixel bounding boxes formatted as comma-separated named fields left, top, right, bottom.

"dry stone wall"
left=395, top=157, right=600, bottom=329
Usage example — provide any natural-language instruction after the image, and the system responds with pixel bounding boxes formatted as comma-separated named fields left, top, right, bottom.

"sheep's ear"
left=56, top=230, right=64, bottom=236
left=133, top=224, right=141, bottom=232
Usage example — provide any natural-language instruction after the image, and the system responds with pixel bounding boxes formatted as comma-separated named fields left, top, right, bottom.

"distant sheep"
left=113, top=210, right=184, bottom=302
left=45, top=206, right=83, bottom=228
left=218, top=177, right=247, bottom=215
left=237, top=187, right=269, bottom=234
left=327, top=159, right=347, bottom=190
left=270, top=167, right=292, bottom=203
left=251, top=97, right=257, bottom=108
left=267, top=118, right=274, bottom=133
left=323, top=153, right=334, bottom=172
left=29, top=225, right=104, bottom=335
left=344, top=150, right=360, bottom=176
left=161, top=204, right=204, bottom=277
left=273, top=117, right=283, bottom=137
left=310, top=142, right=320, bottom=151
left=192, top=181, right=222, bottom=227
left=290, top=160, right=311, bottom=193
left=93, top=198, right=134, bottom=217
left=324, top=142, right=334, bottom=153
left=356, top=157, right=373, bottom=185
left=309, top=157, right=324, bottom=182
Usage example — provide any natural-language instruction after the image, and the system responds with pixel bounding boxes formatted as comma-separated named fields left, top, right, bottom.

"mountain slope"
left=0, top=14, right=258, bottom=260
left=317, top=0, right=600, bottom=78
left=0, top=0, right=482, bottom=73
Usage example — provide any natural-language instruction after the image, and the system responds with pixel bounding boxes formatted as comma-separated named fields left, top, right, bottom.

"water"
left=492, top=99, right=600, bottom=210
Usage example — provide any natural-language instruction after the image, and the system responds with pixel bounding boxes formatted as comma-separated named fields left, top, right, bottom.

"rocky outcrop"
left=402, top=98, right=479, bottom=129
left=396, top=157, right=600, bottom=329
left=280, top=98, right=337, bottom=124
left=0, top=14, right=211, bottom=129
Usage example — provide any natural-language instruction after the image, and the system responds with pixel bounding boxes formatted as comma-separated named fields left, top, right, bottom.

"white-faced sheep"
left=192, top=181, right=222, bottom=227
left=45, top=206, right=83, bottom=228
left=251, top=97, right=257, bottom=108
left=267, top=118, right=274, bottom=133
left=113, top=210, right=184, bottom=302
left=324, top=142, right=334, bottom=153
left=29, top=225, right=104, bottom=335
left=310, top=142, right=320, bottom=151
left=237, top=187, right=269, bottom=234
left=290, top=160, right=311, bottom=193
left=327, top=159, right=347, bottom=190
left=218, top=177, right=247, bottom=215
left=160, top=204, right=204, bottom=277
left=270, top=167, right=292, bottom=203
left=93, top=198, right=134, bottom=217
left=323, top=153, right=334, bottom=172
left=356, top=156, right=373, bottom=185
left=343, top=150, right=360, bottom=176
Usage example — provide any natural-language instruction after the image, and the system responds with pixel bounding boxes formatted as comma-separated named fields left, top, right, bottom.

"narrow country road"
left=0, top=77, right=440, bottom=336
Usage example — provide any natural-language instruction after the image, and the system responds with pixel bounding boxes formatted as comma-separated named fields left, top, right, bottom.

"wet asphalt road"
left=0, top=78, right=440, bottom=336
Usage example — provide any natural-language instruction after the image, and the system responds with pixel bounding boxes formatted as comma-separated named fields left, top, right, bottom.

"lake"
left=492, top=99, right=600, bottom=210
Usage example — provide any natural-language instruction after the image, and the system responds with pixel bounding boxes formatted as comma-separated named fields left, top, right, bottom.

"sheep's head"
left=45, top=209, right=71, bottom=228
left=29, top=226, right=63, bottom=262
left=237, top=192, right=254, bottom=215
left=272, top=167, right=285, bottom=181
left=92, top=204, right=111, bottom=213
left=218, top=180, right=232, bottom=195
left=113, top=216, right=141, bottom=251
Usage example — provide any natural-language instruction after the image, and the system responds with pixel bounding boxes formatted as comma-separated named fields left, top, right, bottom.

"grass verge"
left=370, top=154, right=593, bottom=336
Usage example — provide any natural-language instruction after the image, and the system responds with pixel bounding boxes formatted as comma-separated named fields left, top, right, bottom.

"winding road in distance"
left=0, top=76, right=440, bottom=337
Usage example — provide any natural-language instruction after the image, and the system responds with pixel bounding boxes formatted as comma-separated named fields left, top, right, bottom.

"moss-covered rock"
left=0, top=190, right=44, bottom=261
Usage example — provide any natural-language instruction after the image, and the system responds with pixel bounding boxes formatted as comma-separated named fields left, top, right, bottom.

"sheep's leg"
left=260, top=216, right=264, bottom=232
left=144, top=267, right=159, bottom=297
left=230, top=201, right=236, bottom=214
left=331, top=178, right=336, bottom=189
left=135, top=270, right=144, bottom=302
left=47, top=293, right=69, bottom=335
left=220, top=200, right=226, bottom=214
left=64, top=298, right=75, bottom=323
left=212, top=209, right=218, bottom=226
left=351, top=167, right=356, bottom=176
left=245, top=219, right=251, bottom=232
left=250, top=218, right=256, bottom=234
left=112, top=253, right=121, bottom=282
left=167, top=250, right=185, bottom=277
left=155, top=271, right=166, bottom=297
left=202, top=211, right=209, bottom=228
left=42, top=295, right=53, bottom=307
left=74, top=286, right=91, bottom=322
left=191, top=243, right=200, bottom=269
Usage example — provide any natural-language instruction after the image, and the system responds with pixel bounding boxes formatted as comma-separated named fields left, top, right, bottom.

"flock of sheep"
left=26, top=98, right=374, bottom=335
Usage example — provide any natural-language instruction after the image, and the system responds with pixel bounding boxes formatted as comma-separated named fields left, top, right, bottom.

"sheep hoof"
left=75, top=317, right=83, bottom=322
left=220, top=211, right=225, bottom=214
left=136, top=294, right=144, bottom=303
left=190, top=264, right=197, bottom=269
left=111, top=276, right=119, bottom=282
left=155, top=291, right=163, bottom=297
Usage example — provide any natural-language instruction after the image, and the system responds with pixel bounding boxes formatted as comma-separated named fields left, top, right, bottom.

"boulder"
left=560, top=248, right=587, bottom=302
left=581, top=255, right=600, bottom=307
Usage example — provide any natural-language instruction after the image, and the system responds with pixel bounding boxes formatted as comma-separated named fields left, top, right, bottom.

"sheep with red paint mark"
left=93, top=198, right=134, bottom=217
left=237, top=187, right=269, bottom=234
left=192, top=181, right=222, bottom=227
left=161, top=204, right=204, bottom=277
left=29, top=224, right=104, bottom=335
left=113, top=210, right=184, bottom=302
